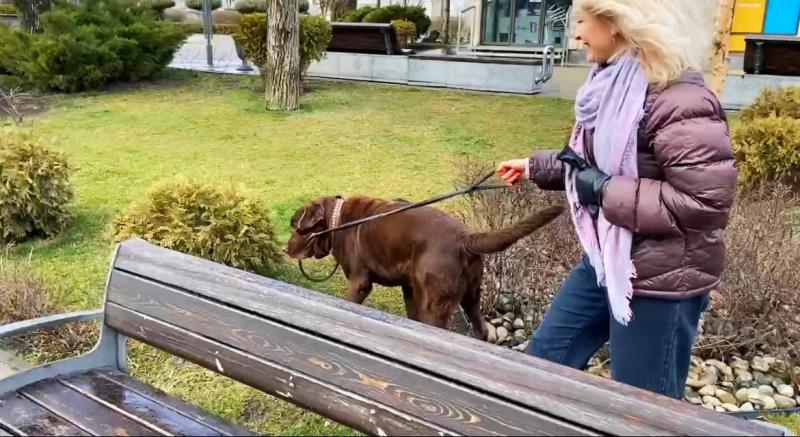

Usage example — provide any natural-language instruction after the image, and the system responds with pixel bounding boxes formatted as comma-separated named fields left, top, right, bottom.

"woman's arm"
left=529, top=150, right=566, bottom=191
left=602, top=96, right=736, bottom=237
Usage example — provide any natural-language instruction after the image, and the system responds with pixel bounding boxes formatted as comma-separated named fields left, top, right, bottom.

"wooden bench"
left=0, top=239, right=786, bottom=435
left=744, top=35, right=800, bottom=76
left=327, top=22, right=405, bottom=55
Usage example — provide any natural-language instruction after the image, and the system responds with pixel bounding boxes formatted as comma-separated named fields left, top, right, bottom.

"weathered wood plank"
left=113, top=239, right=780, bottom=436
left=58, top=372, right=233, bottom=436
left=87, top=369, right=250, bottom=436
left=0, top=392, right=88, bottom=436
left=104, top=303, right=456, bottom=437
left=107, top=271, right=590, bottom=436
left=19, top=379, right=160, bottom=436
left=328, top=23, right=402, bottom=55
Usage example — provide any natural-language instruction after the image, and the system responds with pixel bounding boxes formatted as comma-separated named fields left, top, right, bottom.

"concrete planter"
left=307, top=51, right=549, bottom=94
left=0, top=14, right=19, bottom=28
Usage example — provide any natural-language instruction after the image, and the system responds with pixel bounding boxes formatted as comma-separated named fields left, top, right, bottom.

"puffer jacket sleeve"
left=528, top=150, right=565, bottom=191
left=602, top=83, right=737, bottom=237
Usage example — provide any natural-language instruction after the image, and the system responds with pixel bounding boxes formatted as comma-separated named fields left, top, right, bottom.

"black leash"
left=297, top=171, right=506, bottom=283
left=298, top=258, right=340, bottom=283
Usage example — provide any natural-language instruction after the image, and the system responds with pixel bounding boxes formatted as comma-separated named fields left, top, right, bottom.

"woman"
left=498, top=0, right=735, bottom=399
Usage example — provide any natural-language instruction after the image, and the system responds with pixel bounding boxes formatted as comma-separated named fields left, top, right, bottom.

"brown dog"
left=285, top=196, right=563, bottom=340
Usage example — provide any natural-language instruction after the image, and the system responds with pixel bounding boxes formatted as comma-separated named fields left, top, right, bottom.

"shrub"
left=298, top=0, right=309, bottom=14
left=454, top=160, right=577, bottom=325
left=391, top=18, right=415, bottom=47
left=171, top=21, right=203, bottom=35
left=233, top=0, right=265, bottom=14
left=0, top=129, right=73, bottom=244
left=741, top=86, right=800, bottom=122
left=298, top=14, right=332, bottom=73
left=146, top=0, right=174, bottom=19
left=0, top=24, right=28, bottom=78
left=234, top=13, right=331, bottom=78
left=111, top=177, right=282, bottom=273
left=212, top=8, right=241, bottom=24
left=0, top=256, right=98, bottom=364
left=185, top=0, right=221, bottom=10
left=342, top=5, right=373, bottom=22
left=213, top=23, right=237, bottom=34
left=2, top=0, right=186, bottom=92
left=362, top=7, right=394, bottom=23
left=0, top=4, right=17, bottom=14
left=733, top=116, right=800, bottom=188
left=398, top=5, right=430, bottom=36
left=695, top=184, right=800, bottom=363
left=344, top=5, right=429, bottom=36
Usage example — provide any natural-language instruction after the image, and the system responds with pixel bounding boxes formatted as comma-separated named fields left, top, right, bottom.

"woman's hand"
left=497, top=158, right=530, bottom=186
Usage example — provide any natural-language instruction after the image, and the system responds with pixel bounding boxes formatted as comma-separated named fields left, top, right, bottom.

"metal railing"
left=456, top=5, right=477, bottom=55
left=534, top=45, right=555, bottom=85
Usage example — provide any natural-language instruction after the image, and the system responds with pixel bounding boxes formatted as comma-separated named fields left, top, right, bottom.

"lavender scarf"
left=565, top=49, right=649, bottom=326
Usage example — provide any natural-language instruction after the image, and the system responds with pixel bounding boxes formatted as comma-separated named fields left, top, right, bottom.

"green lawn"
left=6, top=71, right=575, bottom=434
left=769, top=414, right=800, bottom=435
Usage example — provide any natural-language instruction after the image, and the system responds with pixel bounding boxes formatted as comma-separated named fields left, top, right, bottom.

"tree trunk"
left=13, top=0, right=51, bottom=34
left=710, top=0, right=735, bottom=98
left=266, top=0, right=301, bottom=111
left=441, top=0, right=450, bottom=51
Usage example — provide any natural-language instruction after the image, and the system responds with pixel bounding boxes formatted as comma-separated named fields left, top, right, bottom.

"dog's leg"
left=402, top=285, right=418, bottom=321
left=461, top=285, right=487, bottom=341
left=346, top=277, right=373, bottom=305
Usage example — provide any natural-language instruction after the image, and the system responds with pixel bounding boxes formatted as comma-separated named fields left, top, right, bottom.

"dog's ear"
left=296, top=201, right=325, bottom=233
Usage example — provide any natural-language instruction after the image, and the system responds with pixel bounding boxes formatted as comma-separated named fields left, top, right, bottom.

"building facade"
left=730, top=0, right=800, bottom=52
left=357, top=0, right=800, bottom=55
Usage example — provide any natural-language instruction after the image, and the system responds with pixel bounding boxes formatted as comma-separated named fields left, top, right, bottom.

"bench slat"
left=19, top=380, right=160, bottom=436
left=112, top=274, right=594, bottom=435
left=104, top=303, right=456, bottom=436
left=58, top=372, right=229, bottom=436
left=0, top=392, right=89, bottom=436
left=107, top=271, right=592, bottom=436
left=113, top=239, right=780, bottom=436
left=86, top=369, right=251, bottom=436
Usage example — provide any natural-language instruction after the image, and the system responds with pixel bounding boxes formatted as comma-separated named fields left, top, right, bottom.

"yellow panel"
left=732, top=0, right=767, bottom=33
left=730, top=34, right=747, bottom=52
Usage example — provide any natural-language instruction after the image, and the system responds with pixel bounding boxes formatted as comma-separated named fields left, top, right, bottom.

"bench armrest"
left=0, top=310, right=103, bottom=340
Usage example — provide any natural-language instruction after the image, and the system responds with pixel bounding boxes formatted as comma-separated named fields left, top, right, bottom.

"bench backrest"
left=327, top=22, right=403, bottom=55
left=744, top=35, right=800, bottom=76
left=104, top=239, right=781, bottom=436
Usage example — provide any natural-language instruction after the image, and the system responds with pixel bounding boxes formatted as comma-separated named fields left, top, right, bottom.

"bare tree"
left=265, top=0, right=301, bottom=111
left=0, top=87, right=33, bottom=125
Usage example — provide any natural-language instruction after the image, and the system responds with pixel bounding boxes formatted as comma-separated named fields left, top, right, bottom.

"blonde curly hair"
left=574, top=0, right=716, bottom=87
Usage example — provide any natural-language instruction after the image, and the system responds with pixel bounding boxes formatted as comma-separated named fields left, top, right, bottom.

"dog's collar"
left=329, top=196, right=344, bottom=234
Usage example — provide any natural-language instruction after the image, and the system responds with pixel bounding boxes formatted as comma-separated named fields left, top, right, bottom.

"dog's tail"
left=462, top=205, right=565, bottom=255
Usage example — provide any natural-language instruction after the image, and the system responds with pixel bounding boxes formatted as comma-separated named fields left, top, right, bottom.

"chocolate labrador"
left=285, top=196, right=563, bottom=340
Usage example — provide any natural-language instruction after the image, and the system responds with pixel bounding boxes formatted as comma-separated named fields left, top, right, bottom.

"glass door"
left=513, top=0, right=542, bottom=45
left=482, top=0, right=547, bottom=45
left=483, top=0, right=513, bottom=44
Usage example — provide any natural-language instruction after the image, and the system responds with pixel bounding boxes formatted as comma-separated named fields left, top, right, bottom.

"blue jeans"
left=527, top=257, right=709, bottom=399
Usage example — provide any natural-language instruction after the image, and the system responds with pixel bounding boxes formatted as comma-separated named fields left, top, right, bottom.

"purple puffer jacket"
left=529, top=72, right=737, bottom=300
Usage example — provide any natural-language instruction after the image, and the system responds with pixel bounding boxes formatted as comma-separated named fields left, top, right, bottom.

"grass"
left=4, top=71, right=575, bottom=434
left=768, top=414, right=800, bottom=435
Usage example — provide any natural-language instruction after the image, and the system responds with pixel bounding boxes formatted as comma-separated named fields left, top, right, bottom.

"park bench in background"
left=327, top=22, right=404, bottom=55
left=744, top=35, right=800, bottom=76
left=0, top=239, right=787, bottom=435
